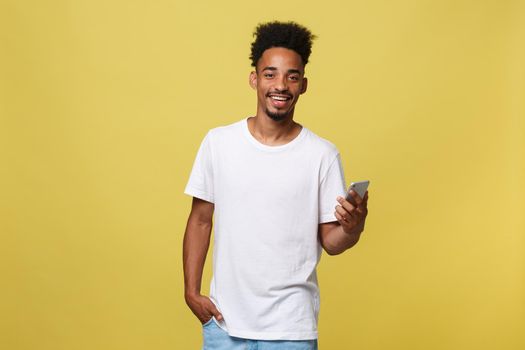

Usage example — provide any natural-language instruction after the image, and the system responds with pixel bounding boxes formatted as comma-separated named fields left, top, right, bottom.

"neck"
left=248, top=112, right=302, bottom=146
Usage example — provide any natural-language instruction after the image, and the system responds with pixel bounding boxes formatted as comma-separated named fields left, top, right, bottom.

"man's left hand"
left=334, top=190, right=369, bottom=234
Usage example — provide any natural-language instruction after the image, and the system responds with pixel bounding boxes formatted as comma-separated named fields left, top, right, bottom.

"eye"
left=264, top=73, right=274, bottom=78
left=289, top=75, right=300, bottom=81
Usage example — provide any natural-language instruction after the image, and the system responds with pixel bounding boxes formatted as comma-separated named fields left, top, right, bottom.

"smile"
left=268, top=94, right=292, bottom=101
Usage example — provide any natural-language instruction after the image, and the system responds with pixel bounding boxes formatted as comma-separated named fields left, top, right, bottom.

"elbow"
left=322, top=244, right=347, bottom=256
left=325, top=249, right=343, bottom=256
left=321, top=236, right=361, bottom=256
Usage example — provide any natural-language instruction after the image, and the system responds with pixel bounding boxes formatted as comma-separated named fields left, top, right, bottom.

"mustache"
left=266, top=91, right=293, bottom=98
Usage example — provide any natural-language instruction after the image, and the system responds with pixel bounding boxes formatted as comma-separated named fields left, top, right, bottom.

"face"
left=249, top=47, right=308, bottom=122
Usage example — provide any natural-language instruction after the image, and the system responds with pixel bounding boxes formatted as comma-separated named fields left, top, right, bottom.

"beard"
left=265, top=108, right=290, bottom=122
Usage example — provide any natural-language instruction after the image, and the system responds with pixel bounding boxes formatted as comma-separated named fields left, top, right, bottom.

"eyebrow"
left=261, top=66, right=303, bottom=75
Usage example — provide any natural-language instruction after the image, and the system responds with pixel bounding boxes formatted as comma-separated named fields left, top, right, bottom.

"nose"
left=274, top=75, right=288, bottom=92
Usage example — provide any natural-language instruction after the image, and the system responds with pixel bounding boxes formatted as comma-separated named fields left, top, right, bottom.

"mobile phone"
left=345, top=180, right=370, bottom=205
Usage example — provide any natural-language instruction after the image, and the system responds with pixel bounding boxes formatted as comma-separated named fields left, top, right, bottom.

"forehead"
left=257, top=47, right=304, bottom=72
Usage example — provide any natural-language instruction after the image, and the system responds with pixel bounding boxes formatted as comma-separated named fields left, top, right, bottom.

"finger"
left=348, top=190, right=364, bottom=206
left=355, top=206, right=368, bottom=218
left=335, top=204, right=352, bottom=220
left=201, top=316, right=213, bottom=325
left=343, top=191, right=360, bottom=207
left=356, top=198, right=368, bottom=212
left=336, top=205, right=354, bottom=222
left=206, top=300, right=223, bottom=321
left=362, top=191, right=368, bottom=207
left=355, top=192, right=368, bottom=213
left=334, top=210, right=348, bottom=225
left=337, top=196, right=357, bottom=213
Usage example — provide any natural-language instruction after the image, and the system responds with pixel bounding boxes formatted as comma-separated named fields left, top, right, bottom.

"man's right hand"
left=185, top=293, right=224, bottom=325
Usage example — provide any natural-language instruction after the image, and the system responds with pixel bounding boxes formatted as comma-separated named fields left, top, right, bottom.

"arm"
left=318, top=191, right=369, bottom=255
left=182, top=197, right=223, bottom=323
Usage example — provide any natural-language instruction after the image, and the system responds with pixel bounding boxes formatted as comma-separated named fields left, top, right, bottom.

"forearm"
left=322, top=223, right=364, bottom=255
left=182, top=217, right=212, bottom=299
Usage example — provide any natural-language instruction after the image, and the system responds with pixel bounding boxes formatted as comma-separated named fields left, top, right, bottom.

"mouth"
left=267, top=93, right=292, bottom=108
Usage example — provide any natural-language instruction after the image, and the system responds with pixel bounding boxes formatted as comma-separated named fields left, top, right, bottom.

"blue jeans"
left=202, top=319, right=318, bottom=350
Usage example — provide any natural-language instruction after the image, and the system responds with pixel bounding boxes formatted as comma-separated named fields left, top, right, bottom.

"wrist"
left=184, top=290, right=201, bottom=303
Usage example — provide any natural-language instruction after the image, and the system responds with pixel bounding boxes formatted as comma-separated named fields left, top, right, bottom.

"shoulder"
left=206, top=118, right=245, bottom=142
left=302, top=127, right=340, bottom=159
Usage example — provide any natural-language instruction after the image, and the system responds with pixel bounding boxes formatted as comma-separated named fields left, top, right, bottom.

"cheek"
left=257, top=86, right=268, bottom=97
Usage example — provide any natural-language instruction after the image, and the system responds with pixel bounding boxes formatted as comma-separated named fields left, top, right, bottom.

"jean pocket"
left=202, top=317, right=214, bottom=327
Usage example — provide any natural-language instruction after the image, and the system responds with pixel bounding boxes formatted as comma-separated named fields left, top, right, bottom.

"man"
left=183, top=21, right=369, bottom=349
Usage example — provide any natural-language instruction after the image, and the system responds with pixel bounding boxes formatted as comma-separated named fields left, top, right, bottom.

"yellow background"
left=1, top=0, right=524, bottom=349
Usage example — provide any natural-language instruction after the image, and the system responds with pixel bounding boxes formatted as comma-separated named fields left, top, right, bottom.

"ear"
left=249, top=71, right=257, bottom=90
left=300, top=77, right=308, bottom=94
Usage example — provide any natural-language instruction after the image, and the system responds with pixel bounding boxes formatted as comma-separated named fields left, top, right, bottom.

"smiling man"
left=183, top=21, right=369, bottom=350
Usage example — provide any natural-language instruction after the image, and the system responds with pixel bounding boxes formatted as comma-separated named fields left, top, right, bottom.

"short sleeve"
left=184, top=131, right=214, bottom=203
left=319, top=153, right=347, bottom=223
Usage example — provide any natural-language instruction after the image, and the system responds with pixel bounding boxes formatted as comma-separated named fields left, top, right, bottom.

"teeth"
left=270, top=96, right=289, bottom=101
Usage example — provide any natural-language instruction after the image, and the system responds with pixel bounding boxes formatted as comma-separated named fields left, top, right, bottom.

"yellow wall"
left=1, top=1, right=524, bottom=349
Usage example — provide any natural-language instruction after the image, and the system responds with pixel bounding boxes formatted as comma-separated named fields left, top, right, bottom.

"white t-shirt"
left=184, top=118, right=347, bottom=340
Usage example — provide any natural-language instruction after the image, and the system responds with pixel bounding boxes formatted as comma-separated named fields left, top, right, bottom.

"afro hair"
left=249, top=21, right=316, bottom=68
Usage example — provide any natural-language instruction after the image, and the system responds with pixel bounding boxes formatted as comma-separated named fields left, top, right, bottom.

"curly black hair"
left=249, top=21, right=316, bottom=68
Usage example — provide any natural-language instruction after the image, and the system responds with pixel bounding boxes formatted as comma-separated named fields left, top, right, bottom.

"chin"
left=265, top=108, right=291, bottom=122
